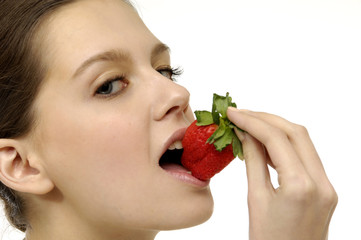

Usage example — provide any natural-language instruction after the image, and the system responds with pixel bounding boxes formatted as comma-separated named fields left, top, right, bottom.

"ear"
left=0, top=139, right=54, bottom=195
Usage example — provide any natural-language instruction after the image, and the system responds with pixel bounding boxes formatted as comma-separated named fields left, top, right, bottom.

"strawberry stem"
left=194, top=93, right=244, bottom=159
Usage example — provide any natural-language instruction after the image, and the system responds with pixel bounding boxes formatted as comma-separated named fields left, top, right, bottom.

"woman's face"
left=30, top=0, right=213, bottom=236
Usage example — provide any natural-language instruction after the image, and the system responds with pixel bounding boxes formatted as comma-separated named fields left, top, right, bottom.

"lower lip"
left=161, top=163, right=210, bottom=188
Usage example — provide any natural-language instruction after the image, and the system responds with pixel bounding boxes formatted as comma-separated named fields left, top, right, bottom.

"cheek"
left=36, top=108, right=150, bottom=197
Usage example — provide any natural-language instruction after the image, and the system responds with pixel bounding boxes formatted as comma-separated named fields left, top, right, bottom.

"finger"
left=243, top=111, right=330, bottom=184
left=227, top=107, right=307, bottom=181
left=235, top=129, right=273, bottom=192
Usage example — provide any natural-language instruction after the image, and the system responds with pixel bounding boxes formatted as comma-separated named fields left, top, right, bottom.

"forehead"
left=40, top=0, right=159, bottom=77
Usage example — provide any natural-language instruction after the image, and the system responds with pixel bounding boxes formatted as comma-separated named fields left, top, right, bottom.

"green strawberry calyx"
left=194, top=92, right=244, bottom=160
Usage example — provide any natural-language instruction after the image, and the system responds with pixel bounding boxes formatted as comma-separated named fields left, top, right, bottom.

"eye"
left=95, top=75, right=128, bottom=97
left=157, top=66, right=183, bottom=82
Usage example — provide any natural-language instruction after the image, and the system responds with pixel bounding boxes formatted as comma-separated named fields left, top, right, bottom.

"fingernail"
left=235, top=128, right=246, bottom=141
left=228, top=106, right=239, bottom=112
left=228, top=107, right=251, bottom=113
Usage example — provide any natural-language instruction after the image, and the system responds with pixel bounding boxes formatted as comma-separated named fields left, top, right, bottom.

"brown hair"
left=0, top=0, right=77, bottom=232
left=0, top=0, right=135, bottom=232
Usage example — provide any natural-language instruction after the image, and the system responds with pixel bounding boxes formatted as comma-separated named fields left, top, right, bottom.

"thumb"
left=238, top=131, right=272, bottom=192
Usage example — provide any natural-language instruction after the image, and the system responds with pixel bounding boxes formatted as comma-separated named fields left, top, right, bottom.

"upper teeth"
left=168, top=140, right=183, bottom=150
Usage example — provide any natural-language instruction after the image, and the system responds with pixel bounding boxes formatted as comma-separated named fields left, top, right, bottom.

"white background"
left=1, top=0, right=360, bottom=239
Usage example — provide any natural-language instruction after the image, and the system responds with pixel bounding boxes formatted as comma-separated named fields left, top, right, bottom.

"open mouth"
left=159, top=140, right=191, bottom=173
left=158, top=138, right=209, bottom=187
left=159, top=148, right=184, bottom=168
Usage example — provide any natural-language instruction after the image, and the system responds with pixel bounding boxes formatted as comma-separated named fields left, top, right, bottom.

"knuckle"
left=284, top=176, right=339, bottom=208
left=319, top=185, right=339, bottom=208
left=284, top=175, right=317, bottom=203
left=289, top=123, right=309, bottom=138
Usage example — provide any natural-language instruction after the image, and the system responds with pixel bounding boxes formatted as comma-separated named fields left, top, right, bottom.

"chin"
left=157, top=188, right=214, bottom=231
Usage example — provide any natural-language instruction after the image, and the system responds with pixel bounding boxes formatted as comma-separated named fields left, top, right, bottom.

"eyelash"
left=94, top=66, right=184, bottom=98
left=157, top=66, right=184, bottom=82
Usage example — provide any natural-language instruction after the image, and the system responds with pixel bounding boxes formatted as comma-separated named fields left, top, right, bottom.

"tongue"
left=161, top=163, right=191, bottom=173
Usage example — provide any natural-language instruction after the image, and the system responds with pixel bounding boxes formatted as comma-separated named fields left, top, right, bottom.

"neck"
left=25, top=218, right=158, bottom=240
left=25, top=228, right=158, bottom=240
left=24, top=189, right=158, bottom=240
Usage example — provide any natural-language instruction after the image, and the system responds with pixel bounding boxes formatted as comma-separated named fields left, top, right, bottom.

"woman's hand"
left=227, top=107, right=337, bottom=240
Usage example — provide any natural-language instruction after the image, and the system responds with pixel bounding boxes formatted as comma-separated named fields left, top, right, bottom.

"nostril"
left=166, top=106, right=180, bottom=115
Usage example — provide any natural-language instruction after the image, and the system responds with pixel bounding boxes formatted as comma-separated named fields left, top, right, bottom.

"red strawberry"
left=181, top=93, right=244, bottom=181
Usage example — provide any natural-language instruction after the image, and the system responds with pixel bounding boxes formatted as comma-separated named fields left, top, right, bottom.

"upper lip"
left=159, top=127, right=187, bottom=160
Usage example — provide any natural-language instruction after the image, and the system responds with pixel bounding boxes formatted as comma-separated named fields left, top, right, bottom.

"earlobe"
left=0, top=139, right=54, bottom=195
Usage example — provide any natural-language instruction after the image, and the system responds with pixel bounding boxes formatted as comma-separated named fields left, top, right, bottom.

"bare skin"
left=227, top=108, right=337, bottom=240
left=0, top=0, right=337, bottom=239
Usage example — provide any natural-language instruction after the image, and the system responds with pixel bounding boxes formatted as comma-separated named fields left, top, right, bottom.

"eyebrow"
left=72, top=43, right=170, bottom=78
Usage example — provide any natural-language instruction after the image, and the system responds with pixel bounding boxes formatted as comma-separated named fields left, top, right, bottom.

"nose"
left=150, top=75, right=191, bottom=121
